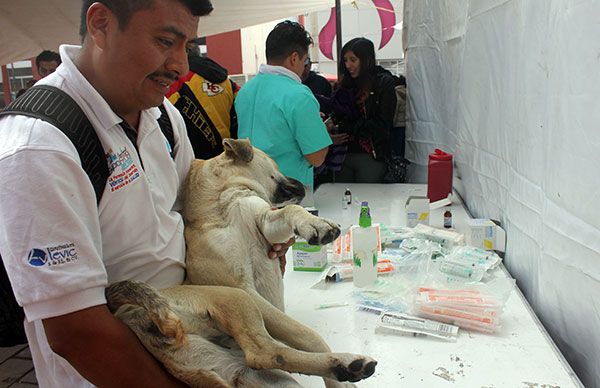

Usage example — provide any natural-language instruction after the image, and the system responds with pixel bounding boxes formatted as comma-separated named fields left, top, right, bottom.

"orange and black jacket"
left=167, top=55, right=239, bottom=159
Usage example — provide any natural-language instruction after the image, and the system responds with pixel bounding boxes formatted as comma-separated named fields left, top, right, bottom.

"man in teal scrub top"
left=236, top=21, right=331, bottom=197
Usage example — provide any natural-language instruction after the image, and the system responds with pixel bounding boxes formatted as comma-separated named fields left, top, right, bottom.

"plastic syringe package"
left=413, top=283, right=513, bottom=333
left=375, top=311, right=459, bottom=341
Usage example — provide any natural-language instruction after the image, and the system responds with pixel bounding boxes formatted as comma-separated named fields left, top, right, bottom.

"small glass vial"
left=342, top=188, right=352, bottom=209
left=443, top=210, right=452, bottom=228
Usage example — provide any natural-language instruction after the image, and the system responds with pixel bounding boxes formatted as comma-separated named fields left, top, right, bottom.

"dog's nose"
left=273, top=177, right=305, bottom=205
left=284, top=178, right=305, bottom=198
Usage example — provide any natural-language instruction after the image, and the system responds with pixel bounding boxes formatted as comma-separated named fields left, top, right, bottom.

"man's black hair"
left=79, top=0, right=213, bottom=39
left=265, top=20, right=313, bottom=63
left=35, top=50, right=61, bottom=70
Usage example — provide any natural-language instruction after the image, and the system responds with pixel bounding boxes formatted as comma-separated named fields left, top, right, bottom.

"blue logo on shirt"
left=27, top=249, right=47, bottom=267
left=26, top=243, right=79, bottom=268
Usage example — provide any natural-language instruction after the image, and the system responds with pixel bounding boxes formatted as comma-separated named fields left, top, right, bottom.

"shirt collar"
left=258, top=64, right=301, bottom=83
left=148, top=105, right=162, bottom=120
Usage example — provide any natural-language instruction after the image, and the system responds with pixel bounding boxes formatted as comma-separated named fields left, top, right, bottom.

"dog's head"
left=216, top=138, right=305, bottom=206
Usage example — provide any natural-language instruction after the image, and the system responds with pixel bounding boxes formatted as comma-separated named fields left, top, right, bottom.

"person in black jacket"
left=332, top=37, right=399, bottom=183
left=301, top=57, right=332, bottom=100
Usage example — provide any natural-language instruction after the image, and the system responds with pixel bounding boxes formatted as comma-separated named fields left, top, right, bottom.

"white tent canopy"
left=0, top=0, right=348, bottom=66
left=404, top=0, right=599, bottom=386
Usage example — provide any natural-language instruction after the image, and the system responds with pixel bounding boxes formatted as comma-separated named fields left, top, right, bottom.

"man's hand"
left=268, top=237, right=295, bottom=276
left=330, top=132, right=350, bottom=145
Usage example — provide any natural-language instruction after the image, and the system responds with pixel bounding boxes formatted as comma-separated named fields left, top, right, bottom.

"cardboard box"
left=465, top=219, right=506, bottom=251
left=405, top=196, right=430, bottom=227
left=292, top=240, right=328, bottom=271
left=413, top=223, right=465, bottom=249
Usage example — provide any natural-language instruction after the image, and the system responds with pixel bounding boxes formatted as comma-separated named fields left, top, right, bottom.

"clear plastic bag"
left=376, top=311, right=459, bottom=341
left=353, top=277, right=413, bottom=313
left=411, top=278, right=515, bottom=333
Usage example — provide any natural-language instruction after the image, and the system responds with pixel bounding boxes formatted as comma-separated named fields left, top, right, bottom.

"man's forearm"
left=305, top=147, right=329, bottom=167
left=43, top=305, right=187, bottom=387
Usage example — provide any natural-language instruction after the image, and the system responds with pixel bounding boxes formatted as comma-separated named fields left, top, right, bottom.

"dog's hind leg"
left=169, top=335, right=303, bottom=388
left=244, top=289, right=375, bottom=388
left=114, top=305, right=301, bottom=388
left=162, top=285, right=376, bottom=384
left=106, top=280, right=187, bottom=346
left=107, top=282, right=305, bottom=387
left=106, top=281, right=232, bottom=387
left=242, top=289, right=332, bottom=352
left=236, top=369, right=302, bottom=388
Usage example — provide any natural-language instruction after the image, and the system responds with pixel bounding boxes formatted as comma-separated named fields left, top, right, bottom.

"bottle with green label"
left=352, top=201, right=378, bottom=287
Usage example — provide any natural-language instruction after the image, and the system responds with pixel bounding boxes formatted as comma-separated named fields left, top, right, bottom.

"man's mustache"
left=149, top=71, right=179, bottom=82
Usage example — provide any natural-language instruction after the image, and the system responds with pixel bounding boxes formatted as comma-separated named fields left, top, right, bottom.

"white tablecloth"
left=283, top=183, right=582, bottom=387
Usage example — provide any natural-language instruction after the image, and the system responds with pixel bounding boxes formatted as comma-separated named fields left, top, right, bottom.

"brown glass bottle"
left=443, top=210, right=452, bottom=228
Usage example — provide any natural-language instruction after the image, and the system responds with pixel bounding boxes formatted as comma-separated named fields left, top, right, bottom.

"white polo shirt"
left=0, top=45, right=195, bottom=386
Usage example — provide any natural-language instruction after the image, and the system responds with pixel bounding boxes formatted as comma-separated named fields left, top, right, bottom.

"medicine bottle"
left=443, top=210, right=452, bottom=228
left=342, top=188, right=352, bottom=209
left=352, top=202, right=378, bottom=287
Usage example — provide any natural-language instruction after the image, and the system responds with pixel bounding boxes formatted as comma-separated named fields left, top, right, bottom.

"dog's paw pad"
left=321, top=225, right=341, bottom=244
left=307, top=234, right=320, bottom=245
left=348, top=359, right=364, bottom=372
left=332, top=357, right=377, bottom=382
left=299, top=219, right=340, bottom=245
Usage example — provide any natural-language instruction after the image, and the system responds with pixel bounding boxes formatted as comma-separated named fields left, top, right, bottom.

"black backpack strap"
left=157, top=103, right=175, bottom=159
left=0, top=85, right=108, bottom=204
left=1, top=89, right=177, bottom=203
left=0, top=86, right=110, bottom=347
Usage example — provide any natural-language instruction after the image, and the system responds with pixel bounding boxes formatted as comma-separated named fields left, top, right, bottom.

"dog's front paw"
left=331, top=355, right=377, bottom=383
left=295, top=217, right=340, bottom=245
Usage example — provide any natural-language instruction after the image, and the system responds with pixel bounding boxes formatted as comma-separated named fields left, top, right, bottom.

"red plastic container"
left=427, top=148, right=453, bottom=202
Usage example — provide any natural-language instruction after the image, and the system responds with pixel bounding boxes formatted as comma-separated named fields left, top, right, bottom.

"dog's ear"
left=223, top=138, right=254, bottom=163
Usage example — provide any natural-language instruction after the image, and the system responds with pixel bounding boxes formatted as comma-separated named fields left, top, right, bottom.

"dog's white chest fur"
left=187, top=195, right=286, bottom=310
left=182, top=140, right=340, bottom=315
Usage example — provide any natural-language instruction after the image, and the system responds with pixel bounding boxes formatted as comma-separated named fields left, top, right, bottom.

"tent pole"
left=335, top=0, right=342, bottom=80
left=1, top=65, right=12, bottom=105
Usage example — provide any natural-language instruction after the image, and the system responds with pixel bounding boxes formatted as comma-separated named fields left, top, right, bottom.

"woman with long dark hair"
left=331, top=37, right=401, bottom=183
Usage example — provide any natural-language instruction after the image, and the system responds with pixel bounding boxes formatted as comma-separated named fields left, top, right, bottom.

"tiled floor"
left=0, top=345, right=36, bottom=387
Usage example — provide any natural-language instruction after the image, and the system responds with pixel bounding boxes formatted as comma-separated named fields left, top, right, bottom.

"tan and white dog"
left=106, top=139, right=377, bottom=387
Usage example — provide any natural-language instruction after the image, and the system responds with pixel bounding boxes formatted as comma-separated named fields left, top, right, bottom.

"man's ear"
left=86, top=3, right=115, bottom=50
left=290, top=51, right=301, bottom=66
left=223, top=138, right=254, bottom=163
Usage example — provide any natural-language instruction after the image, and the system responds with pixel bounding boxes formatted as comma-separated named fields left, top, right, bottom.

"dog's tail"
left=106, top=280, right=187, bottom=347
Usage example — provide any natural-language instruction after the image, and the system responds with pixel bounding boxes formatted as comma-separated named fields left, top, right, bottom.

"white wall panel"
left=404, top=0, right=600, bottom=386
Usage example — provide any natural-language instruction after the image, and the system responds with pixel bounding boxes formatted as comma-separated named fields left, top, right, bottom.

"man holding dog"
left=0, top=0, right=289, bottom=386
